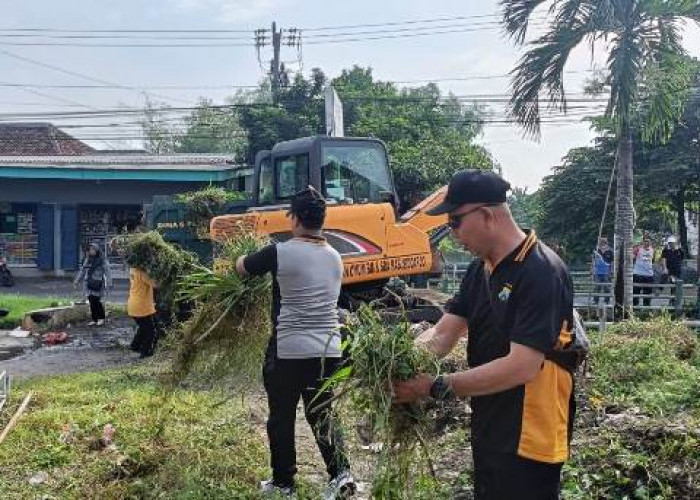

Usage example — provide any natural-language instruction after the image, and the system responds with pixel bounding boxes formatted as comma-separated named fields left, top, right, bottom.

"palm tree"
left=501, top=0, right=700, bottom=313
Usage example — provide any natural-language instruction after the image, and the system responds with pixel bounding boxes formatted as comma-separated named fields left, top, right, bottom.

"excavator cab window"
left=276, top=154, right=310, bottom=199
left=321, top=142, right=393, bottom=205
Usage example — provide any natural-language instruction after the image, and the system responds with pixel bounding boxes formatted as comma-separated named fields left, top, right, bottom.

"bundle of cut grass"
left=324, top=304, right=440, bottom=499
left=163, top=233, right=272, bottom=389
left=118, top=231, right=197, bottom=317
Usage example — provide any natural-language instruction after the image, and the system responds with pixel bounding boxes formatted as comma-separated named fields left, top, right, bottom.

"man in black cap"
left=393, top=169, right=576, bottom=499
left=236, top=186, right=355, bottom=499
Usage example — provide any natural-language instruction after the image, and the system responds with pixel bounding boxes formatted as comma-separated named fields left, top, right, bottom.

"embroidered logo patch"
left=498, top=284, right=513, bottom=302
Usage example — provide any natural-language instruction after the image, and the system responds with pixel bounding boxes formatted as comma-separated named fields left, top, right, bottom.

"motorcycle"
left=0, top=256, right=14, bottom=287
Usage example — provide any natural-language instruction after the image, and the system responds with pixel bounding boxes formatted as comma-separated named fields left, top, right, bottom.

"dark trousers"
left=633, top=274, right=654, bottom=307
left=263, top=355, right=349, bottom=488
left=593, top=274, right=611, bottom=305
left=473, top=449, right=562, bottom=500
left=87, top=295, right=105, bottom=321
left=130, top=315, right=157, bottom=356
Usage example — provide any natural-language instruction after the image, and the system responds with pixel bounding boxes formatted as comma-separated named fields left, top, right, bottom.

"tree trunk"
left=614, top=126, right=634, bottom=317
left=675, top=187, right=689, bottom=255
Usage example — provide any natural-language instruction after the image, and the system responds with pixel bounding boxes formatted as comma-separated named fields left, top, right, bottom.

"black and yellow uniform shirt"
left=446, top=230, right=575, bottom=464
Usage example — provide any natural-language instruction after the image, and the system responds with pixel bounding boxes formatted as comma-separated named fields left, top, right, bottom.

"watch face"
left=430, top=376, right=446, bottom=400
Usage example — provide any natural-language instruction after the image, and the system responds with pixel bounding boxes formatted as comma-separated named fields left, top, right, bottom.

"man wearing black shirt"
left=661, top=236, right=684, bottom=280
left=393, top=170, right=577, bottom=500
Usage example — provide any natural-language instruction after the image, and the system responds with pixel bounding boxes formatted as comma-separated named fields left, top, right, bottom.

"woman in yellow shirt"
left=127, top=267, right=158, bottom=358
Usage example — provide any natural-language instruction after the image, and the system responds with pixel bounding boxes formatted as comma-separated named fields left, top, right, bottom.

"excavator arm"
left=398, top=186, right=448, bottom=233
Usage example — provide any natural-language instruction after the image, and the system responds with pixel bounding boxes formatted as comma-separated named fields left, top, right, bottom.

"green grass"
left=1, top=316, right=698, bottom=499
left=560, top=317, right=700, bottom=499
left=588, top=317, right=700, bottom=417
left=0, top=366, right=277, bottom=499
left=0, top=293, right=72, bottom=329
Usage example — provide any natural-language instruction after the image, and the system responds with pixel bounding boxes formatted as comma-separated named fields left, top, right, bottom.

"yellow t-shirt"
left=127, top=268, right=156, bottom=318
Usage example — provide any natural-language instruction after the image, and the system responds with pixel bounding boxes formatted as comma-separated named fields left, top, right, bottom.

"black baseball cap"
left=427, top=169, right=511, bottom=216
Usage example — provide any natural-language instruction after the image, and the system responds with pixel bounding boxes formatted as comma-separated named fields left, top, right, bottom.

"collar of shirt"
left=486, top=229, right=538, bottom=277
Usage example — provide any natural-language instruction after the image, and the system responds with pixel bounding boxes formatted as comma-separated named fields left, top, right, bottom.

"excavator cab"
left=251, top=136, right=398, bottom=210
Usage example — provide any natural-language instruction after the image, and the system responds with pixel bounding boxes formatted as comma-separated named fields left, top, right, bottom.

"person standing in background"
left=74, top=242, right=111, bottom=326
left=127, top=267, right=158, bottom=358
left=661, top=236, right=685, bottom=281
left=592, top=237, right=613, bottom=306
left=632, top=234, right=655, bottom=307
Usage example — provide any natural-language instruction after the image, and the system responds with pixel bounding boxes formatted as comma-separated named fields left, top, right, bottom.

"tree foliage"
left=142, top=66, right=495, bottom=210
left=537, top=144, right=617, bottom=263
left=502, top=0, right=700, bottom=309
left=537, top=66, right=700, bottom=262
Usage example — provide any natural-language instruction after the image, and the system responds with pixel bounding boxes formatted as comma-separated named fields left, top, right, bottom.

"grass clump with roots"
left=324, top=304, right=441, bottom=499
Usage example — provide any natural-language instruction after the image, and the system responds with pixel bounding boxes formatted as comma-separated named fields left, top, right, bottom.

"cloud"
left=174, top=0, right=281, bottom=23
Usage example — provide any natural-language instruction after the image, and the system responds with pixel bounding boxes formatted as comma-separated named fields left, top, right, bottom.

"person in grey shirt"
left=73, top=242, right=112, bottom=326
left=236, top=186, right=355, bottom=499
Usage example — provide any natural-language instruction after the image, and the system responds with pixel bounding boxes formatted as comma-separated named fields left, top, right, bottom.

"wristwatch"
left=429, top=375, right=455, bottom=401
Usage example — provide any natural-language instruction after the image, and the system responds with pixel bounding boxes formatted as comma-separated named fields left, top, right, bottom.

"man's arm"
left=445, top=342, right=543, bottom=397
left=392, top=342, right=544, bottom=403
left=235, top=256, right=248, bottom=277
left=415, top=312, right=468, bottom=359
left=235, top=244, right=277, bottom=278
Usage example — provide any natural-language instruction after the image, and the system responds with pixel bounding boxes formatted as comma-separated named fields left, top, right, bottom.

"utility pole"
left=254, top=22, right=303, bottom=103
left=270, top=22, right=282, bottom=103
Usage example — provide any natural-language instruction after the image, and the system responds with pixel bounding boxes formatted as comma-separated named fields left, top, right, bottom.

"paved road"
left=5, top=277, right=129, bottom=303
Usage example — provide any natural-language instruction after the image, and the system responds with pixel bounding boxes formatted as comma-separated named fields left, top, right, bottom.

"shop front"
left=0, top=203, right=39, bottom=268
left=79, top=205, right=142, bottom=278
left=0, top=154, right=244, bottom=277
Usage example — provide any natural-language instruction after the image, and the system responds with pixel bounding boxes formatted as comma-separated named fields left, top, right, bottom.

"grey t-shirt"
left=243, top=236, right=343, bottom=359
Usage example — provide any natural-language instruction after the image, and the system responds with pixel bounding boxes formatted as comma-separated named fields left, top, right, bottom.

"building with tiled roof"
left=0, top=123, right=96, bottom=156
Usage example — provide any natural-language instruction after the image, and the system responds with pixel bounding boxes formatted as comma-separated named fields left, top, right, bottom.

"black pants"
left=87, top=295, right=105, bottom=321
left=473, top=449, right=562, bottom=500
left=633, top=274, right=654, bottom=307
left=263, top=354, right=349, bottom=488
left=130, top=315, right=157, bottom=356
left=593, top=274, right=611, bottom=305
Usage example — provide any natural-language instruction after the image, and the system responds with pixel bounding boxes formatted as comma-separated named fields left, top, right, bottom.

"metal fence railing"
left=423, top=265, right=698, bottom=319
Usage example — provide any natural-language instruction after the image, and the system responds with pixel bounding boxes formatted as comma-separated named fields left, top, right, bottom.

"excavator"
left=209, top=135, right=451, bottom=301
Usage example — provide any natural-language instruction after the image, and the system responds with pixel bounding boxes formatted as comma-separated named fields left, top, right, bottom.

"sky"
left=0, top=0, right=699, bottom=190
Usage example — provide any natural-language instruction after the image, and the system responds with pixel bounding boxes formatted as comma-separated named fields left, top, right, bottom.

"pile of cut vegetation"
left=117, top=231, right=197, bottom=319
left=163, top=233, right=272, bottom=390
left=562, top=317, right=700, bottom=499
left=326, top=305, right=442, bottom=499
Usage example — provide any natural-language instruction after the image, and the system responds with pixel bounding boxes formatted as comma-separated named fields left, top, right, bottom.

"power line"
left=0, top=33, right=256, bottom=41
left=0, top=27, right=256, bottom=34
left=0, top=48, right=189, bottom=104
left=0, top=100, right=611, bottom=121
left=304, top=13, right=505, bottom=31
left=0, top=20, right=512, bottom=41
left=0, top=19, right=547, bottom=48
left=0, top=82, right=259, bottom=90
left=0, top=14, right=503, bottom=35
